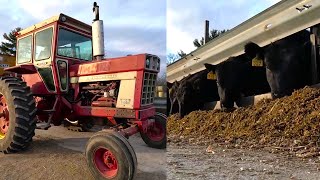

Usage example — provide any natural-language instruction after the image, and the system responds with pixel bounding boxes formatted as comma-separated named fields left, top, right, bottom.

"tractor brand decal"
left=70, top=71, right=137, bottom=83
left=86, top=74, right=117, bottom=81
left=120, top=99, right=131, bottom=105
left=0, top=64, right=9, bottom=68
left=36, top=62, right=48, bottom=66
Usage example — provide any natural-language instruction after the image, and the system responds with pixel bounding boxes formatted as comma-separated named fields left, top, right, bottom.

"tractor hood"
left=69, top=54, right=150, bottom=77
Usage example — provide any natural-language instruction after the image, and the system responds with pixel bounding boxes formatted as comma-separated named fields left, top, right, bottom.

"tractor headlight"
left=146, top=58, right=150, bottom=68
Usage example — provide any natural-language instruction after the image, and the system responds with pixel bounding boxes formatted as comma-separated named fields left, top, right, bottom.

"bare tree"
left=193, top=29, right=228, bottom=48
left=177, top=50, right=187, bottom=58
left=167, top=53, right=180, bottom=65
left=156, top=72, right=166, bottom=86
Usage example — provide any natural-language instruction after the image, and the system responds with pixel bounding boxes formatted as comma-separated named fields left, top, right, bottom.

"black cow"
left=172, top=70, right=220, bottom=118
left=170, top=74, right=196, bottom=118
left=204, top=54, right=270, bottom=110
left=244, top=30, right=312, bottom=98
left=167, top=81, right=179, bottom=115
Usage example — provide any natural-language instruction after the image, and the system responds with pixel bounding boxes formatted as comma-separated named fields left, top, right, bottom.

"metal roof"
left=18, top=13, right=92, bottom=36
left=167, top=0, right=320, bottom=83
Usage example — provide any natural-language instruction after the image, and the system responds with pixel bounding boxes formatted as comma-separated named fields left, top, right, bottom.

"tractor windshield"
left=57, top=28, right=92, bottom=61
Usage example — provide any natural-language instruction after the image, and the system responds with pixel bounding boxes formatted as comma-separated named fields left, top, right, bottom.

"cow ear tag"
left=252, top=57, right=264, bottom=67
left=169, top=88, right=172, bottom=94
left=207, top=71, right=216, bottom=80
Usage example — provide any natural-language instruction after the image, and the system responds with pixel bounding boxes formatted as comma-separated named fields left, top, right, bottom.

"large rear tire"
left=85, top=131, right=137, bottom=180
left=0, top=77, right=36, bottom=153
left=140, top=113, right=167, bottom=149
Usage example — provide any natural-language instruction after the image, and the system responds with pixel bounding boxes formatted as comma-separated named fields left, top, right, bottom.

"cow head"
left=264, top=41, right=308, bottom=98
left=168, top=81, right=179, bottom=103
left=244, top=42, right=264, bottom=60
left=204, top=62, right=239, bottom=110
left=167, top=81, right=180, bottom=115
left=175, top=80, right=194, bottom=118
left=244, top=31, right=311, bottom=99
left=245, top=42, right=284, bottom=98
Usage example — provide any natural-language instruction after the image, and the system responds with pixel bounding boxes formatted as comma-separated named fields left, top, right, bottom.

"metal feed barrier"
left=167, top=0, right=320, bottom=83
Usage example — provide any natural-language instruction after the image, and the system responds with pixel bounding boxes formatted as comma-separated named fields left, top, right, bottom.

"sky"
left=167, top=0, right=281, bottom=55
left=0, top=0, right=283, bottom=74
left=0, top=0, right=166, bottom=74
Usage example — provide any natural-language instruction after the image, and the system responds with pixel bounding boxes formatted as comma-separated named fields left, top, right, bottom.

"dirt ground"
left=0, top=126, right=166, bottom=180
left=167, top=143, right=320, bottom=180
left=167, top=87, right=320, bottom=179
left=168, top=87, right=320, bottom=158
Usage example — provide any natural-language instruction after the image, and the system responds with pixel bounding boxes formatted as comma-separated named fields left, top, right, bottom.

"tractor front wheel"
left=140, top=113, right=167, bottom=149
left=0, top=77, right=36, bottom=153
left=85, top=131, right=137, bottom=180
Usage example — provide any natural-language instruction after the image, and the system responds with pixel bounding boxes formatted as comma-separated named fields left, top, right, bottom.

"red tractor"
left=0, top=2, right=166, bottom=180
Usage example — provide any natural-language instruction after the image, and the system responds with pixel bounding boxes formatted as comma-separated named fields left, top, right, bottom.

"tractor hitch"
left=104, top=118, right=156, bottom=139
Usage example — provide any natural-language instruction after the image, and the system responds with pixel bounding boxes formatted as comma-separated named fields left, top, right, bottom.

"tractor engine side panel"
left=116, top=79, right=135, bottom=108
left=70, top=71, right=138, bottom=109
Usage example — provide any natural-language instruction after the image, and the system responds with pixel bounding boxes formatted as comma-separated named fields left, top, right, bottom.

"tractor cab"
left=0, top=3, right=165, bottom=179
left=7, top=14, right=93, bottom=95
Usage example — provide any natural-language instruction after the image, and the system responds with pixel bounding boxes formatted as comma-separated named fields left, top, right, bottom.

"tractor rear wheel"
left=0, top=77, right=36, bottom=153
left=140, top=113, right=167, bottom=149
left=85, top=131, right=136, bottom=180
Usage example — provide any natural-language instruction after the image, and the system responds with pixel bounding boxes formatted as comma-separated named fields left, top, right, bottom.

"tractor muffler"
left=92, top=2, right=105, bottom=60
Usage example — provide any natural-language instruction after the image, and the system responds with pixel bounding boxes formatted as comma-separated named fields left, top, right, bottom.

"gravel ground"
left=167, top=144, right=320, bottom=180
left=0, top=126, right=166, bottom=180
left=167, top=87, right=320, bottom=179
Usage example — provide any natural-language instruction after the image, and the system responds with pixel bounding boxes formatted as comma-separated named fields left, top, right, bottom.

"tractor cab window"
left=57, top=28, right=92, bottom=61
left=17, top=35, right=32, bottom=64
left=34, top=27, right=55, bottom=92
left=35, top=27, right=53, bottom=61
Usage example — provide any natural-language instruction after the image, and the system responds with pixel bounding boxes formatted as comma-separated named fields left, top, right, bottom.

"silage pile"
left=168, top=87, right=320, bottom=157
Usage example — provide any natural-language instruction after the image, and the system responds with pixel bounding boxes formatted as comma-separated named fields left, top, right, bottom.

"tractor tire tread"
left=140, top=113, right=167, bottom=149
left=0, top=77, right=36, bottom=154
left=27, top=99, right=35, bottom=106
left=10, top=89, right=25, bottom=93
left=13, top=96, right=28, bottom=102
left=85, top=133, right=136, bottom=180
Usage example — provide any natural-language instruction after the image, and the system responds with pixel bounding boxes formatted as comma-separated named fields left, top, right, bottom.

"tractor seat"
left=38, top=48, right=50, bottom=60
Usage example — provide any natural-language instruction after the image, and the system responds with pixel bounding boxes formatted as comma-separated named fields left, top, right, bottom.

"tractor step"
left=37, top=109, right=56, bottom=113
left=42, top=109, right=56, bottom=113
left=36, top=122, right=51, bottom=130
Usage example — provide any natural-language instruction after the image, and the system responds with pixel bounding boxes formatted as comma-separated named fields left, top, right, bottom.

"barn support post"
left=310, top=25, right=320, bottom=84
left=204, top=20, right=209, bottom=44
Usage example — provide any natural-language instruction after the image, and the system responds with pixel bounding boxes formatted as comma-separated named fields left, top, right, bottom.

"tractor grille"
left=141, top=72, right=157, bottom=105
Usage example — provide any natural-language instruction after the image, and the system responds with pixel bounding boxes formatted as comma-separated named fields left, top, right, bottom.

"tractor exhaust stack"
left=92, top=2, right=105, bottom=60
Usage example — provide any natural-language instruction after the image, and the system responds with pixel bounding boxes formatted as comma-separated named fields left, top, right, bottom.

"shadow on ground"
left=0, top=129, right=166, bottom=180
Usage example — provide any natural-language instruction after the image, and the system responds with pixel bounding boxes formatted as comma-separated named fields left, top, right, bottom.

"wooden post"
left=204, top=20, right=209, bottom=44
left=310, top=25, right=320, bottom=84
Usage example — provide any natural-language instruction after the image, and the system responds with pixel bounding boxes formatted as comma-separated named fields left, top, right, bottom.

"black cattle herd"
left=168, top=30, right=313, bottom=118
